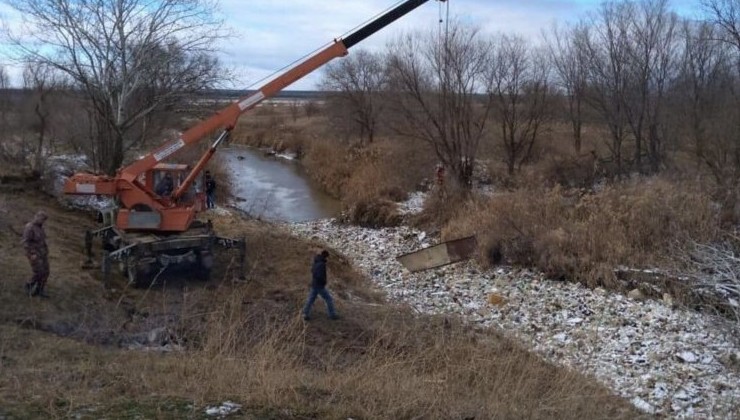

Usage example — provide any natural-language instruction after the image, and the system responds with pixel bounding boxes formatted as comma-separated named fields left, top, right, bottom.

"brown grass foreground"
left=0, top=187, right=639, bottom=419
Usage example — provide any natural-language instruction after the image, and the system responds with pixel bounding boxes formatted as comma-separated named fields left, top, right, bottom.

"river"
left=219, top=147, right=340, bottom=222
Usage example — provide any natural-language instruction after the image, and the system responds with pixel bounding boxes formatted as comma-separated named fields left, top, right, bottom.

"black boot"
left=37, top=287, right=49, bottom=298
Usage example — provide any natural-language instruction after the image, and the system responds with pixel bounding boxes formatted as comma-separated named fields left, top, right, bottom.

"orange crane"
left=64, top=0, right=438, bottom=286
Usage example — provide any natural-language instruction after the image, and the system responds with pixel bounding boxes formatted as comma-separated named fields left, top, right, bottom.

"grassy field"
left=0, top=180, right=640, bottom=419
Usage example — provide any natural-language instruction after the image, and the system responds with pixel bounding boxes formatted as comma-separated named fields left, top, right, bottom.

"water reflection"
left=219, top=147, right=340, bottom=222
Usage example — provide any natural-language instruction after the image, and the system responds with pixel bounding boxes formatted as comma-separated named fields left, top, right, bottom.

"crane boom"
left=64, top=0, right=434, bottom=232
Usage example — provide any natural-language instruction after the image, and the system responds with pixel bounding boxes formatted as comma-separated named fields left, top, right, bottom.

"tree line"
left=322, top=0, right=740, bottom=189
left=1, top=0, right=738, bottom=189
left=0, top=0, right=226, bottom=175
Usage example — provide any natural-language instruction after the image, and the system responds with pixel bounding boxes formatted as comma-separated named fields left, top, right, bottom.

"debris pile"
left=287, top=219, right=740, bottom=418
left=46, top=154, right=114, bottom=211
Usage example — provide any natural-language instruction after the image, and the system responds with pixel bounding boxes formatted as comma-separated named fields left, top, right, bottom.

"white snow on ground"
left=204, top=401, right=241, bottom=417
left=397, top=191, right=426, bottom=215
left=286, top=219, right=740, bottom=419
left=275, top=152, right=297, bottom=161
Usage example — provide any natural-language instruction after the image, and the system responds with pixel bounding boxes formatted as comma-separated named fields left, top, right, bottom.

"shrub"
left=301, top=138, right=352, bottom=198
left=341, top=198, right=401, bottom=228
left=411, top=185, right=471, bottom=231
left=443, top=178, right=722, bottom=288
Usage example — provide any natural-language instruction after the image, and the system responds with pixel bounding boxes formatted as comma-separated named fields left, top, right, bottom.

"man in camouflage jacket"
left=22, top=210, right=50, bottom=297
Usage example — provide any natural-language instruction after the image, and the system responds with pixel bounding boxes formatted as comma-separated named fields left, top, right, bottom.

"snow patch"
left=205, top=401, right=241, bottom=417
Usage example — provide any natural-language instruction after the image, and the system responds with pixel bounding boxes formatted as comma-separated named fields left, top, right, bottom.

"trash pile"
left=287, top=219, right=740, bottom=418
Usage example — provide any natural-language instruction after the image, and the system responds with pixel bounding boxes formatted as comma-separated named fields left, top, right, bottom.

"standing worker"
left=302, top=250, right=339, bottom=321
left=435, top=163, right=446, bottom=197
left=205, top=170, right=217, bottom=209
left=22, top=210, right=50, bottom=298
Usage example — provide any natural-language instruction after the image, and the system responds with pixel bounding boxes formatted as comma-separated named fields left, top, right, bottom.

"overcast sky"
left=0, top=0, right=706, bottom=90
left=220, top=0, right=704, bottom=91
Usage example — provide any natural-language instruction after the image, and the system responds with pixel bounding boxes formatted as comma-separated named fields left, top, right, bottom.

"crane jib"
left=343, top=0, right=431, bottom=49
left=64, top=0, right=437, bottom=235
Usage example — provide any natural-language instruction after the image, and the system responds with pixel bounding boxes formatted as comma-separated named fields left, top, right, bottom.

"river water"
left=219, top=147, right=340, bottom=222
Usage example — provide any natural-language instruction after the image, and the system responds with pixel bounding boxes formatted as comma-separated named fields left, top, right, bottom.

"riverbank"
left=286, top=215, right=740, bottom=418
left=23, top=148, right=738, bottom=417
left=1, top=184, right=640, bottom=419
left=214, top=147, right=740, bottom=416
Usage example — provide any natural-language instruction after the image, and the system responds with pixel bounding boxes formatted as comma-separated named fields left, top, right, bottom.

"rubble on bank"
left=286, top=218, right=740, bottom=419
left=45, top=154, right=114, bottom=211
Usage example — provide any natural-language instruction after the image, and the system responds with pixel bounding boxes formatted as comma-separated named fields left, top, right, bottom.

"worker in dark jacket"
left=156, top=172, right=174, bottom=196
left=204, top=170, right=216, bottom=209
left=302, top=250, right=339, bottom=320
left=21, top=210, right=50, bottom=297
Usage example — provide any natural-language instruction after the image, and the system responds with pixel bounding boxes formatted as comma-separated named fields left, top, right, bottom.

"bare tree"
left=22, top=63, right=64, bottom=171
left=624, top=0, right=679, bottom=173
left=321, top=49, right=386, bottom=146
left=580, top=2, right=633, bottom=176
left=678, top=20, right=735, bottom=177
left=547, top=23, right=589, bottom=154
left=490, top=35, right=551, bottom=175
left=704, top=0, right=740, bottom=50
left=2, top=0, right=227, bottom=174
left=386, top=24, right=494, bottom=187
left=702, top=0, right=740, bottom=187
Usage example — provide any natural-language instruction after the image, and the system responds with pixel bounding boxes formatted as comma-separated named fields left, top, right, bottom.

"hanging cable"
left=445, top=0, right=450, bottom=45
left=437, top=1, right=451, bottom=67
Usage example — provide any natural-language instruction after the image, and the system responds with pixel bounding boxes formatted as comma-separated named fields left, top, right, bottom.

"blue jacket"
left=311, top=254, right=327, bottom=288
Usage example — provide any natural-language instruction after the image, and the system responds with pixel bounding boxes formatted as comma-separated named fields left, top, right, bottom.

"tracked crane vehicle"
left=64, top=0, right=440, bottom=286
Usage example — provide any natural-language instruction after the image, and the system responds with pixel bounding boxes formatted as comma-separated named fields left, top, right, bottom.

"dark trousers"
left=206, top=192, right=215, bottom=208
left=28, top=255, right=49, bottom=290
left=302, top=287, right=337, bottom=318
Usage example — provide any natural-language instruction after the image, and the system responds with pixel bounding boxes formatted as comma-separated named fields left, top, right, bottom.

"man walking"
left=302, top=250, right=339, bottom=321
left=205, top=170, right=216, bottom=209
left=22, top=210, right=50, bottom=298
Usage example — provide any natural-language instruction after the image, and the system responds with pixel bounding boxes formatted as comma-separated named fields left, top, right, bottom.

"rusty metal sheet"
left=397, top=235, right=478, bottom=272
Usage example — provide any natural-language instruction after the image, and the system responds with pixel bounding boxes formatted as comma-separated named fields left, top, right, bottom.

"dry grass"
left=0, top=187, right=639, bottom=419
left=442, top=177, right=722, bottom=288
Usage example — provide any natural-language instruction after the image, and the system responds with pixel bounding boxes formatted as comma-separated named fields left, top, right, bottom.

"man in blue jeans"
left=204, top=171, right=216, bottom=209
left=303, top=250, right=339, bottom=321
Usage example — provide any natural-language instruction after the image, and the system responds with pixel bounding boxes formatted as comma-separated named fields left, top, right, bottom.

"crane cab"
left=141, top=163, right=205, bottom=209
left=108, top=163, right=206, bottom=232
